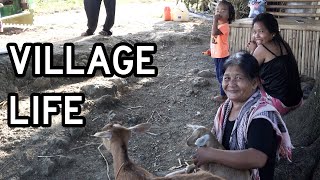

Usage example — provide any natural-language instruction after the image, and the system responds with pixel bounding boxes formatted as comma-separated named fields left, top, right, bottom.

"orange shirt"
left=210, top=23, right=230, bottom=58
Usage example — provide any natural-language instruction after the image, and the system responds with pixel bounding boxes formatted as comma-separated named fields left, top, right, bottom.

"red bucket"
left=164, top=6, right=171, bottom=21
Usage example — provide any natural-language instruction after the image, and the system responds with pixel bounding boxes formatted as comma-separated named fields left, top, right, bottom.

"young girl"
left=203, top=0, right=235, bottom=102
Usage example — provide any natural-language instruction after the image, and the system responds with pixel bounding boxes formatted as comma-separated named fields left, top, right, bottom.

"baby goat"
left=186, top=124, right=251, bottom=180
left=94, top=122, right=224, bottom=180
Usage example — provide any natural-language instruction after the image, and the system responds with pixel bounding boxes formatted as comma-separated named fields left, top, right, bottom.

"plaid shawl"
left=212, top=90, right=293, bottom=180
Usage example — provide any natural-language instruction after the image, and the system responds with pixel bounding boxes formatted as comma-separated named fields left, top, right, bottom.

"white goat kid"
left=94, top=122, right=225, bottom=180
left=186, top=124, right=251, bottom=180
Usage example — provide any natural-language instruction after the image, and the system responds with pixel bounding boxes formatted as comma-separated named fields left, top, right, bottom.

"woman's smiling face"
left=222, top=65, right=258, bottom=103
left=252, top=21, right=274, bottom=45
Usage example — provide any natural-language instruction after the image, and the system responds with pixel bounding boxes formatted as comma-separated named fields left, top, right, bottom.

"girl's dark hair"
left=252, top=13, right=297, bottom=64
left=219, top=0, right=235, bottom=24
left=223, top=51, right=260, bottom=80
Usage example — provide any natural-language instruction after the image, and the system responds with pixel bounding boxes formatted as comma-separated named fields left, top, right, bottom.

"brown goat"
left=186, top=124, right=251, bottom=180
left=94, top=123, right=225, bottom=180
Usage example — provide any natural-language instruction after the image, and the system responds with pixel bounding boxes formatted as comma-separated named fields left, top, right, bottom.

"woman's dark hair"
left=219, top=0, right=235, bottom=24
left=252, top=13, right=297, bottom=64
left=223, top=51, right=260, bottom=80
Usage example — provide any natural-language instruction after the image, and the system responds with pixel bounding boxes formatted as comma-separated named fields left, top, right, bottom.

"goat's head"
left=93, top=123, right=152, bottom=151
left=186, top=124, right=217, bottom=148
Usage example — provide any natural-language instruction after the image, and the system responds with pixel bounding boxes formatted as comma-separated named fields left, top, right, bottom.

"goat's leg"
left=185, top=164, right=196, bottom=173
left=165, top=168, right=187, bottom=177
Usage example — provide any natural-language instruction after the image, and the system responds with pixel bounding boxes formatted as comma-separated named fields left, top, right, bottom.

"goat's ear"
left=129, top=123, right=151, bottom=133
left=93, top=131, right=112, bottom=139
left=187, top=124, right=205, bottom=131
left=195, top=134, right=210, bottom=147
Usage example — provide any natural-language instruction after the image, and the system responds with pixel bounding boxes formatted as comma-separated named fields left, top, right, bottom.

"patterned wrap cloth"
left=212, top=90, right=293, bottom=180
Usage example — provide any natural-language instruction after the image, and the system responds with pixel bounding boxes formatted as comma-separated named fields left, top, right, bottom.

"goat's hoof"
left=186, top=164, right=196, bottom=173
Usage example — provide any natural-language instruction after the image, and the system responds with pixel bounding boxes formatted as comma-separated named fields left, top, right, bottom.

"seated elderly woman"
left=192, top=52, right=293, bottom=180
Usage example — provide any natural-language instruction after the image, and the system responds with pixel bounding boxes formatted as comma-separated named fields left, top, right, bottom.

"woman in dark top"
left=247, top=13, right=303, bottom=115
left=192, top=52, right=293, bottom=180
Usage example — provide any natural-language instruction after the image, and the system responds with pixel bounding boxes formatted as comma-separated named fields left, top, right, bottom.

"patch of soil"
left=0, top=2, right=318, bottom=180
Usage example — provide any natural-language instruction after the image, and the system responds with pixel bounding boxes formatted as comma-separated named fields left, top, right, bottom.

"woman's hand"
left=192, top=147, right=213, bottom=167
left=247, top=41, right=257, bottom=54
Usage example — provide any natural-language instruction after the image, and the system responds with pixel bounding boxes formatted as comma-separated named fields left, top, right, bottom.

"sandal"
left=99, top=30, right=112, bottom=36
left=81, top=30, right=94, bottom=36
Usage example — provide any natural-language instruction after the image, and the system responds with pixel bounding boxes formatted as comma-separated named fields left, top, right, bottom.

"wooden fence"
left=229, top=18, right=320, bottom=79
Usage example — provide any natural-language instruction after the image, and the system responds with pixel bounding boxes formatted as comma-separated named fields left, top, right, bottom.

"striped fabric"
left=212, top=90, right=293, bottom=180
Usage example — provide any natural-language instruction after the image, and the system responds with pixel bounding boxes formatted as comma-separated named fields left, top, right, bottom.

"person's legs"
left=216, top=57, right=227, bottom=96
left=83, top=0, right=102, bottom=35
left=101, top=0, right=116, bottom=36
left=213, top=58, right=220, bottom=84
left=212, top=57, right=227, bottom=102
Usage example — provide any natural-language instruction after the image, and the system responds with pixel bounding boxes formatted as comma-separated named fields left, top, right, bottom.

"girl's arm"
left=194, top=147, right=268, bottom=170
left=202, top=49, right=211, bottom=56
left=212, top=14, right=222, bottom=36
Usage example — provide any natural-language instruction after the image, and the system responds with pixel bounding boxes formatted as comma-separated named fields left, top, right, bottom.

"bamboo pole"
left=239, top=28, right=242, bottom=51
left=230, top=28, right=234, bottom=53
left=246, top=28, right=250, bottom=50
left=296, top=30, right=301, bottom=72
left=304, top=31, right=308, bottom=76
left=291, top=29, right=295, bottom=57
left=304, top=31, right=308, bottom=75
left=292, top=30, right=297, bottom=59
left=243, top=28, right=248, bottom=50
left=306, top=31, right=311, bottom=77
left=246, top=27, right=250, bottom=50
left=234, top=28, right=238, bottom=53
left=238, top=28, right=242, bottom=51
left=295, top=30, right=299, bottom=59
left=240, top=28, right=243, bottom=51
left=301, top=31, right=306, bottom=75
left=288, top=30, right=294, bottom=61
left=233, top=28, right=236, bottom=53
left=311, top=31, right=316, bottom=78
left=270, top=12, right=320, bottom=18
left=236, top=28, right=239, bottom=52
left=314, top=31, right=320, bottom=78
left=286, top=29, right=292, bottom=47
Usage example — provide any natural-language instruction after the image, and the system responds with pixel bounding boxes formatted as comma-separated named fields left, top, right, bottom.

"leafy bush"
left=181, top=0, right=249, bottom=19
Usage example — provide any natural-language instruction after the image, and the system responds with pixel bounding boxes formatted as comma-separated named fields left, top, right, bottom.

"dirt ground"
left=0, top=2, right=222, bottom=179
left=0, top=1, right=319, bottom=180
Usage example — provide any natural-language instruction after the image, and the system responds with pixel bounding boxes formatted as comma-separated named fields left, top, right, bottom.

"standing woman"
left=248, top=13, right=303, bottom=115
